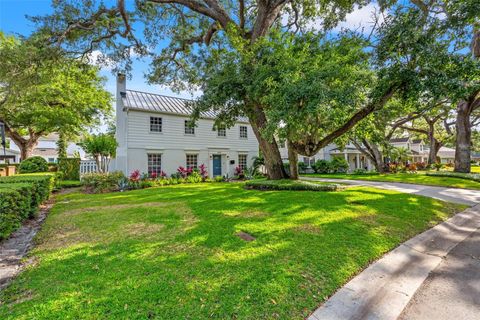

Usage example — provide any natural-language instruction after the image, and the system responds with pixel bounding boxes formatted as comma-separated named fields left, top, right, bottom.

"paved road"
left=399, top=227, right=480, bottom=320
left=302, top=177, right=480, bottom=206
left=303, top=177, right=480, bottom=320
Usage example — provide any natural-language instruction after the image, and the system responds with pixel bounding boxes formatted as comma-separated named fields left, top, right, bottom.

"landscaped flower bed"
left=245, top=179, right=343, bottom=191
left=0, top=173, right=56, bottom=239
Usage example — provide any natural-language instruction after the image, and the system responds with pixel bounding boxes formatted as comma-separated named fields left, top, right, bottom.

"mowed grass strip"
left=0, top=183, right=465, bottom=319
left=303, top=172, right=480, bottom=190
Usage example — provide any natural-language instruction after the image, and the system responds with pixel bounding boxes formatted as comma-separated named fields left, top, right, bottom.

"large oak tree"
left=0, top=33, right=112, bottom=159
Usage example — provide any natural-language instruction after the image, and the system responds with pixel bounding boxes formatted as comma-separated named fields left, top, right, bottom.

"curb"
left=308, top=204, right=480, bottom=320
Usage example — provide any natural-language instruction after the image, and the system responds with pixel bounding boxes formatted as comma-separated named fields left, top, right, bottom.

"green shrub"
left=18, top=156, right=49, bottom=173
left=331, top=157, right=349, bottom=173
left=0, top=173, right=56, bottom=203
left=186, top=171, right=202, bottom=183
left=353, top=168, right=368, bottom=175
left=244, top=179, right=342, bottom=191
left=0, top=174, right=55, bottom=240
left=0, top=188, right=23, bottom=239
left=433, top=162, right=444, bottom=171
left=58, top=158, right=80, bottom=180
left=426, top=171, right=480, bottom=182
left=81, top=171, right=125, bottom=193
left=313, top=160, right=331, bottom=173
left=214, top=176, right=225, bottom=182
left=298, top=162, right=308, bottom=173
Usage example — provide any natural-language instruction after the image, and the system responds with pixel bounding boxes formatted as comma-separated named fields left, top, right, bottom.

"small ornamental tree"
left=79, top=134, right=117, bottom=173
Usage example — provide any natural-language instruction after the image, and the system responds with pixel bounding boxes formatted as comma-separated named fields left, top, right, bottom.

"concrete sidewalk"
left=304, top=177, right=480, bottom=320
left=302, top=177, right=480, bottom=206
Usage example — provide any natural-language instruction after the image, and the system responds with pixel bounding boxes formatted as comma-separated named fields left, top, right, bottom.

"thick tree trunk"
left=248, top=104, right=288, bottom=179
left=352, top=139, right=385, bottom=173
left=454, top=101, right=472, bottom=173
left=4, top=124, right=39, bottom=161
left=427, top=133, right=442, bottom=165
left=287, top=140, right=298, bottom=180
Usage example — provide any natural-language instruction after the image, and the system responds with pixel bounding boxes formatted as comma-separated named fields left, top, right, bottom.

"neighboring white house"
left=113, top=74, right=259, bottom=178
left=279, top=137, right=450, bottom=172
left=8, top=134, right=87, bottom=163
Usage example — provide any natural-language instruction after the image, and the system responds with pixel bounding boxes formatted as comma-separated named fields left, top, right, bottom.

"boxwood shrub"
left=0, top=174, right=56, bottom=240
left=244, top=179, right=342, bottom=191
left=426, top=171, right=480, bottom=182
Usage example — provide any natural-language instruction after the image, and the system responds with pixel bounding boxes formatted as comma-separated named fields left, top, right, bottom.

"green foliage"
left=330, top=157, right=349, bottom=173
left=433, top=162, right=444, bottom=171
left=426, top=171, right=480, bottom=182
left=58, top=158, right=80, bottom=181
left=186, top=171, right=202, bottom=183
left=297, top=162, right=308, bottom=173
left=313, top=160, right=331, bottom=174
left=244, top=179, right=342, bottom=191
left=391, top=147, right=410, bottom=164
left=0, top=32, right=112, bottom=157
left=0, top=174, right=56, bottom=239
left=214, top=176, right=225, bottom=182
left=79, top=134, right=118, bottom=173
left=81, top=171, right=125, bottom=193
left=18, top=156, right=49, bottom=173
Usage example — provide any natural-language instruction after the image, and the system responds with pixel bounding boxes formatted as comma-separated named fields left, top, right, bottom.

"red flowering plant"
left=177, top=166, right=193, bottom=178
left=234, top=166, right=245, bottom=179
left=129, top=170, right=140, bottom=182
left=199, top=164, right=208, bottom=181
left=150, top=172, right=158, bottom=179
left=160, top=170, right=167, bottom=178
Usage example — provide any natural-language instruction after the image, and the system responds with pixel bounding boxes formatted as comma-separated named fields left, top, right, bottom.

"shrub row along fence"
left=0, top=173, right=56, bottom=240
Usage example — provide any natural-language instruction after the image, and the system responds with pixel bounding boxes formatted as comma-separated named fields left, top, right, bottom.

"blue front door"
left=213, top=155, right=222, bottom=176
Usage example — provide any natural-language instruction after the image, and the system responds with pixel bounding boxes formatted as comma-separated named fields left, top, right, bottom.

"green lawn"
left=302, top=172, right=480, bottom=190
left=0, top=183, right=465, bottom=319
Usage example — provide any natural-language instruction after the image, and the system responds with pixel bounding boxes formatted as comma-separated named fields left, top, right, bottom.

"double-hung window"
left=186, top=154, right=198, bottom=169
left=217, top=127, right=226, bottom=137
left=147, top=154, right=162, bottom=176
left=150, top=117, right=162, bottom=132
left=239, top=126, right=248, bottom=139
left=238, top=154, right=247, bottom=171
left=185, top=120, right=195, bottom=135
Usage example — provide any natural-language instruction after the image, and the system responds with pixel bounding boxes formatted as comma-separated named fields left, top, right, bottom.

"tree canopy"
left=0, top=33, right=113, bottom=159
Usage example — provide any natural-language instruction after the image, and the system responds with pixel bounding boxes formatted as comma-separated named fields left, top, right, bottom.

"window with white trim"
left=238, top=154, right=247, bottom=170
left=217, top=127, right=226, bottom=137
left=147, top=154, right=162, bottom=175
left=186, top=154, right=198, bottom=169
left=185, top=120, right=195, bottom=135
left=239, top=126, right=248, bottom=139
left=150, top=117, right=162, bottom=132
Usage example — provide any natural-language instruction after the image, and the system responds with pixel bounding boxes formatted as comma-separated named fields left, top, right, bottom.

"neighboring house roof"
left=437, top=147, right=455, bottom=158
left=121, top=90, right=249, bottom=122
left=3, top=148, right=20, bottom=155
left=33, top=148, right=58, bottom=157
left=389, top=137, right=410, bottom=143
left=411, top=139, right=423, bottom=144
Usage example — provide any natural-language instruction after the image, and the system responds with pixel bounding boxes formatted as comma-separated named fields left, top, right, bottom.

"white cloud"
left=335, top=3, right=385, bottom=33
left=86, top=50, right=115, bottom=71
left=308, top=3, right=385, bottom=34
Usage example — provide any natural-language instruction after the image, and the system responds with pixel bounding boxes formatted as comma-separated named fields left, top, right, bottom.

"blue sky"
left=0, top=0, right=200, bottom=102
left=0, top=0, right=379, bottom=130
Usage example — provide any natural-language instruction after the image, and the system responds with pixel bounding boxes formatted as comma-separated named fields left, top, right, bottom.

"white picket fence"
left=80, top=160, right=97, bottom=175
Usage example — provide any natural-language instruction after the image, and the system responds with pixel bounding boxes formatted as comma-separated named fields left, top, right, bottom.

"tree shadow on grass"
left=0, top=183, right=463, bottom=319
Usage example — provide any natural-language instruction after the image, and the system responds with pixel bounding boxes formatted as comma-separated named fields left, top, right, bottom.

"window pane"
left=240, top=126, right=248, bottom=138
left=150, top=117, right=162, bottom=132
left=185, top=120, right=195, bottom=135
left=186, top=154, right=198, bottom=169
left=218, top=127, right=226, bottom=137
left=238, top=154, right=247, bottom=170
left=147, top=154, right=162, bottom=176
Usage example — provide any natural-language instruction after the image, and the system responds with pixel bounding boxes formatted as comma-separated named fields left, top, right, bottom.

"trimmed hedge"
left=426, top=171, right=480, bottom=182
left=0, top=173, right=56, bottom=240
left=18, top=156, right=49, bottom=173
left=244, top=179, right=342, bottom=191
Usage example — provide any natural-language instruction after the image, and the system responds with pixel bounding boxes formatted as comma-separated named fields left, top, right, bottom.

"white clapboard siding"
left=126, top=110, right=258, bottom=151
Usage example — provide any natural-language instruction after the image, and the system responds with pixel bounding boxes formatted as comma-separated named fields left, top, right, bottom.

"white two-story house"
left=114, top=74, right=259, bottom=177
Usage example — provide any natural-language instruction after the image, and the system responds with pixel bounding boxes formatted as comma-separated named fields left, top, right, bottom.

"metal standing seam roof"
left=122, top=90, right=249, bottom=122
